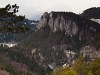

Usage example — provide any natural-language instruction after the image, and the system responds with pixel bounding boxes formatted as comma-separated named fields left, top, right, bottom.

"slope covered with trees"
left=81, top=7, right=100, bottom=19
left=52, top=56, right=100, bottom=75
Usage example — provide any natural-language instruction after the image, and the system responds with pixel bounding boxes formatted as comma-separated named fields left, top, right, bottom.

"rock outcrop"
left=37, top=11, right=100, bottom=38
left=37, top=12, right=78, bottom=36
left=80, top=45, right=100, bottom=63
left=80, top=45, right=97, bottom=59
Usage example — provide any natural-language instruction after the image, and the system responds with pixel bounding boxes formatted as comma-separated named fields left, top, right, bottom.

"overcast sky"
left=0, top=0, right=100, bottom=20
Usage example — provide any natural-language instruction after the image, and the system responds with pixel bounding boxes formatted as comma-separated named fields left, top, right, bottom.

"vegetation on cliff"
left=52, top=56, right=100, bottom=75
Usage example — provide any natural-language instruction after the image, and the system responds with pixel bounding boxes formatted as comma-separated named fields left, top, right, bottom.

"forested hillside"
left=81, top=7, right=100, bottom=19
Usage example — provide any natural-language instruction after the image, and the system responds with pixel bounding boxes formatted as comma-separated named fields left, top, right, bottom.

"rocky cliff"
left=35, top=12, right=100, bottom=66
left=37, top=12, right=100, bottom=37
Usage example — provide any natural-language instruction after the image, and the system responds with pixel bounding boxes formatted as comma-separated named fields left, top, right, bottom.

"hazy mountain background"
left=1, top=0, right=100, bottom=20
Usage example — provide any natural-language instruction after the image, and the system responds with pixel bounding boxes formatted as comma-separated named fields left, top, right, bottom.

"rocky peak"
left=37, top=11, right=100, bottom=37
left=37, top=12, right=78, bottom=35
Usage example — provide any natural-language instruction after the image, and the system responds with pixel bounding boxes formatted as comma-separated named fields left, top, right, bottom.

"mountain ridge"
left=19, top=11, right=100, bottom=71
left=37, top=11, right=100, bottom=38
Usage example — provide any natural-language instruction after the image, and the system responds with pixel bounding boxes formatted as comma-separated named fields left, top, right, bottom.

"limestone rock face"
left=37, top=12, right=79, bottom=36
left=80, top=45, right=100, bottom=62
left=37, top=11, right=100, bottom=37
left=37, top=12, right=78, bottom=35
left=37, top=12, right=49, bottom=29
left=80, top=45, right=97, bottom=59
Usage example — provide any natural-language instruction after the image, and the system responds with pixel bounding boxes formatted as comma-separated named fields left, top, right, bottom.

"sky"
left=0, top=0, right=100, bottom=20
